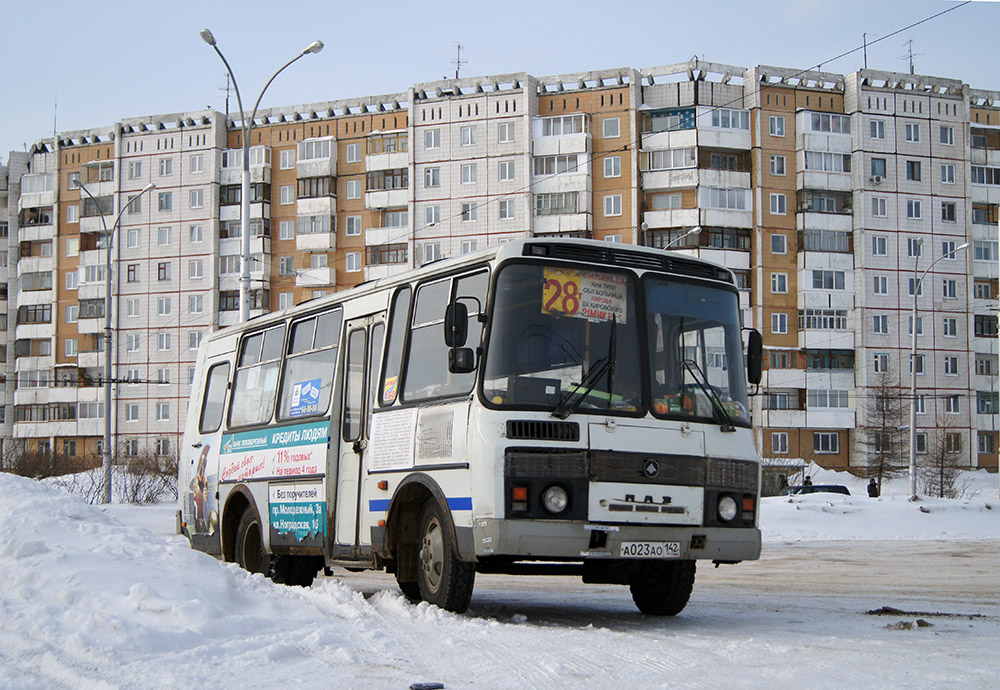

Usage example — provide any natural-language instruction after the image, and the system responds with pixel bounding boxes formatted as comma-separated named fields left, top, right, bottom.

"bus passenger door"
left=334, top=316, right=384, bottom=553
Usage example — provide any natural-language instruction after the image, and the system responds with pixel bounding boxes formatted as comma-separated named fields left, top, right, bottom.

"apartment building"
left=4, top=59, right=999, bottom=475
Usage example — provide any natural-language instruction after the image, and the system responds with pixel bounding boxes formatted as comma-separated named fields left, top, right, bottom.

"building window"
left=498, top=199, right=513, bottom=220
left=279, top=149, right=295, bottom=169
left=345, top=252, right=361, bottom=273
left=974, top=241, right=998, bottom=262
left=189, top=331, right=202, bottom=350
left=345, top=216, right=362, bottom=236
left=423, top=243, right=442, bottom=264
left=125, top=404, right=139, bottom=422
left=946, top=433, right=962, bottom=454
left=771, top=312, right=788, bottom=334
left=461, top=240, right=477, bottom=255
left=908, top=316, right=924, bottom=336
left=943, top=317, right=958, bottom=337
left=978, top=433, right=995, bottom=454
left=976, top=355, right=997, bottom=375
left=425, top=205, right=441, bottom=225
left=907, top=237, right=923, bottom=257
left=770, top=194, right=786, bottom=215
left=941, top=164, right=955, bottom=184
left=604, top=156, right=621, bottom=178
left=279, top=256, right=294, bottom=276
left=975, top=315, right=998, bottom=337
left=189, top=224, right=204, bottom=243
left=811, top=270, right=845, bottom=290
left=345, top=142, right=361, bottom=163
left=158, top=226, right=171, bottom=246
left=157, top=297, right=172, bottom=316
left=712, top=109, right=749, bottom=129
left=771, top=432, right=788, bottom=455
left=498, top=122, right=513, bottom=143
left=978, top=393, right=999, bottom=416
left=944, top=355, right=960, bottom=375
left=461, top=163, right=477, bottom=185
left=159, top=158, right=173, bottom=176
left=771, top=273, right=788, bottom=294
left=941, top=202, right=956, bottom=222
left=907, top=277, right=923, bottom=297
left=424, top=167, right=440, bottom=187
left=814, top=432, right=839, bottom=454
left=872, top=235, right=888, bottom=256
left=461, top=203, right=478, bottom=222
left=188, top=188, right=204, bottom=209
left=904, top=123, right=920, bottom=142
left=189, top=295, right=203, bottom=314
left=157, top=333, right=171, bottom=351
left=769, top=155, right=786, bottom=176
left=871, top=158, right=887, bottom=178
left=460, top=125, right=477, bottom=146
left=157, top=192, right=172, bottom=211
left=602, top=117, right=620, bottom=138
left=158, top=262, right=171, bottom=281
left=603, top=194, right=622, bottom=217
left=770, top=234, right=786, bottom=255
left=942, top=279, right=957, bottom=299
left=871, top=197, right=887, bottom=218
left=769, top=115, right=785, bottom=137
left=534, top=192, right=578, bottom=216
left=344, top=179, right=361, bottom=199
left=156, top=402, right=170, bottom=421
left=940, top=125, right=954, bottom=145
left=873, top=314, right=889, bottom=334
left=64, top=338, right=78, bottom=357
left=905, top=160, right=921, bottom=181
left=873, top=353, right=890, bottom=373
left=870, top=119, right=885, bottom=139
left=128, top=161, right=142, bottom=179
left=280, top=185, right=294, bottom=205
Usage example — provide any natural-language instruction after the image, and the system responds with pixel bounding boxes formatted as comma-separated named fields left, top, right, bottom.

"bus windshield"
left=483, top=263, right=642, bottom=415
left=645, top=276, right=750, bottom=427
left=482, top=262, right=750, bottom=426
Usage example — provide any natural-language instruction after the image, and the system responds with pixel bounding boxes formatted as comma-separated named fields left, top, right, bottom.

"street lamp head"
left=141, top=182, right=157, bottom=194
left=957, top=242, right=970, bottom=251
left=303, top=40, right=324, bottom=55
left=199, top=29, right=217, bottom=46
left=689, top=225, right=702, bottom=235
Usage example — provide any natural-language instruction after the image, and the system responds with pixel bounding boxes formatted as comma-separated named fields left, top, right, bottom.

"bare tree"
left=919, top=419, right=970, bottom=499
left=859, top=371, right=907, bottom=493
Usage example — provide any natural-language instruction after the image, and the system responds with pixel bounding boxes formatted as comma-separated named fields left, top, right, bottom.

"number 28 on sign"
left=542, top=268, right=581, bottom=317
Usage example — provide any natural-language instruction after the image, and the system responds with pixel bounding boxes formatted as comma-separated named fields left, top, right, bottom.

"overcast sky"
left=2, top=0, right=997, bottom=165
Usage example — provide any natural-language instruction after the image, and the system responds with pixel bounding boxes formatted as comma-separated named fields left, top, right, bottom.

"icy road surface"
left=2, top=470, right=998, bottom=689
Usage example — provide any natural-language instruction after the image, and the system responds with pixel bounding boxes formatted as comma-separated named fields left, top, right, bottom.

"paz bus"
left=178, top=237, right=763, bottom=615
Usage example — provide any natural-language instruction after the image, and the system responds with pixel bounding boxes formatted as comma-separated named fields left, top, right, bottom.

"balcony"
left=532, top=132, right=591, bottom=157
left=701, top=208, right=752, bottom=228
left=297, top=139, right=337, bottom=178
left=699, top=170, right=750, bottom=189
left=364, top=225, right=411, bottom=247
left=642, top=168, right=698, bottom=191
left=804, top=407, right=856, bottom=429
left=641, top=129, right=697, bottom=151
left=697, top=128, right=750, bottom=151
left=297, top=196, right=336, bottom=217
left=642, top=208, right=699, bottom=229
left=296, top=231, right=336, bottom=252
left=220, top=146, right=272, bottom=185
left=295, top=266, right=336, bottom=288
left=532, top=171, right=590, bottom=196
left=797, top=170, right=852, bottom=192
left=366, top=150, right=408, bottom=172
left=364, top=263, right=411, bottom=282
left=366, top=188, right=408, bottom=209
left=799, top=329, right=855, bottom=351
left=219, top=201, right=269, bottom=222
left=763, top=368, right=806, bottom=389
left=532, top=212, right=591, bottom=235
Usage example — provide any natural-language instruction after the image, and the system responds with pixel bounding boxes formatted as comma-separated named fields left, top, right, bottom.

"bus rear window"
left=199, top=363, right=230, bottom=434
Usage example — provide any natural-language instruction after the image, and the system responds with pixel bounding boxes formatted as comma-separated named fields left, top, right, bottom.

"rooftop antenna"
left=452, top=43, right=466, bottom=79
left=219, top=73, right=231, bottom=119
left=53, top=94, right=58, bottom=140
left=900, top=38, right=921, bottom=75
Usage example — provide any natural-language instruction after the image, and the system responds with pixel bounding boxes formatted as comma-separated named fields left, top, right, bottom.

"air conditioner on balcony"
left=870, top=175, right=883, bottom=184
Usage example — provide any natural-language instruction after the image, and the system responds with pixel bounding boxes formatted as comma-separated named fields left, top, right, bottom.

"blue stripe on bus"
left=368, top=497, right=473, bottom=512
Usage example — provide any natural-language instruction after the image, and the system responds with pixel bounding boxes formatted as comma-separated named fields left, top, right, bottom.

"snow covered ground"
left=1, top=466, right=998, bottom=689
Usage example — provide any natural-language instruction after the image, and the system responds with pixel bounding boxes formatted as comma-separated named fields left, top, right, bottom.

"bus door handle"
left=352, top=439, right=368, bottom=454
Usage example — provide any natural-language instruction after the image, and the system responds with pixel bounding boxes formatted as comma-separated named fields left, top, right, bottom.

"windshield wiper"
left=682, top=358, right=736, bottom=432
left=551, top=317, right=618, bottom=419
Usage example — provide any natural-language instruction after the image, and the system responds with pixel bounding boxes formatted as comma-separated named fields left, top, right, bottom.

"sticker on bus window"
left=382, top=375, right=398, bottom=402
left=542, top=268, right=627, bottom=324
left=289, top=378, right=322, bottom=417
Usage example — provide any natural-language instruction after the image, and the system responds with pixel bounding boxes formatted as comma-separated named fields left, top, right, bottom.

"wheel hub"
left=419, top=516, right=445, bottom=593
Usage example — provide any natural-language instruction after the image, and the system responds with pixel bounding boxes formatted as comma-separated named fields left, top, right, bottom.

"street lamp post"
left=78, top=181, right=156, bottom=504
left=908, top=239, right=969, bottom=501
left=199, top=29, right=323, bottom=323
left=664, top=225, right=702, bottom=249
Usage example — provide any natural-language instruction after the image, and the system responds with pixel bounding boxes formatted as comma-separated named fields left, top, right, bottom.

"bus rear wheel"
left=417, top=501, right=474, bottom=613
left=628, top=559, right=696, bottom=616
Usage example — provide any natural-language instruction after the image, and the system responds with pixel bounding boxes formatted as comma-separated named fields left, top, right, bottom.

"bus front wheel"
left=628, top=559, right=696, bottom=616
left=417, top=501, right=474, bottom=613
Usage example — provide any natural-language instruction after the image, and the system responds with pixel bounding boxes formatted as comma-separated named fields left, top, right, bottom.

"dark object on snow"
left=867, top=478, right=880, bottom=498
left=803, top=476, right=813, bottom=486
left=411, top=684, right=445, bottom=690
left=780, top=484, right=851, bottom=496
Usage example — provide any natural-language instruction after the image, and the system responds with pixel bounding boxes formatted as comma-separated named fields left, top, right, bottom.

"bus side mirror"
left=746, top=329, right=762, bottom=385
left=444, top=302, right=469, bottom=348
left=449, top=347, right=476, bottom=374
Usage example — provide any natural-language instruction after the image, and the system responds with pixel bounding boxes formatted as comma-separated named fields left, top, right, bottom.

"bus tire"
left=395, top=575, right=422, bottom=602
left=234, top=507, right=267, bottom=575
left=628, top=559, right=696, bottom=616
left=417, top=501, right=475, bottom=613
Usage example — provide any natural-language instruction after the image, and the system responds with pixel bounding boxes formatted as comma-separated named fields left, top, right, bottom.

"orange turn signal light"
left=377, top=480, right=388, bottom=490
left=511, top=486, right=528, bottom=502
left=742, top=497, right=755, bottom=511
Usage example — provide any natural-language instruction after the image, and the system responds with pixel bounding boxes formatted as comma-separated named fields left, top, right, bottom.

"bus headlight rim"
left=542, top=485, right=569, bottom=514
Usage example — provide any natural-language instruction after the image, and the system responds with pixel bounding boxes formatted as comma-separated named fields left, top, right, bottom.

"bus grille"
left=505, top=450, right=588, bottom=479
left=706, top=458, right=759, bottom=492
left=506, top=420, right=580, bottom=442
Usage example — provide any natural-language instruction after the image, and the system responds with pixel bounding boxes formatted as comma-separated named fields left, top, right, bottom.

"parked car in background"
left=780, top=484, right=851, bottom=496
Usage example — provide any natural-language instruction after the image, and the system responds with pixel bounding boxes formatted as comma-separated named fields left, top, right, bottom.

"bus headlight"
left=717, top=495, right=738, bottom=522
left=542, top=485, right=569, bottom=514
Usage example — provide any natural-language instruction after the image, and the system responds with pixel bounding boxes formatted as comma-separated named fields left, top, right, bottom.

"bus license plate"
left=620, top=541, right=681, bottom=559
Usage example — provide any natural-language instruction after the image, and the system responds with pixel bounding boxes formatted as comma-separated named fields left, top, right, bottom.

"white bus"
left=179, top=238, right=763, bottom=615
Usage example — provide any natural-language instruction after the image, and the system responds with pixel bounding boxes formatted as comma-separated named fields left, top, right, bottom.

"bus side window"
left=379, top=286, right=411, bottom=406
left=198, top=363, right=230, bottom=434
left=277, top=308, right=343, bottom=420
left=229, top=325, right=285, bottom=427
left=367, top=323, right=384, bottom=433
